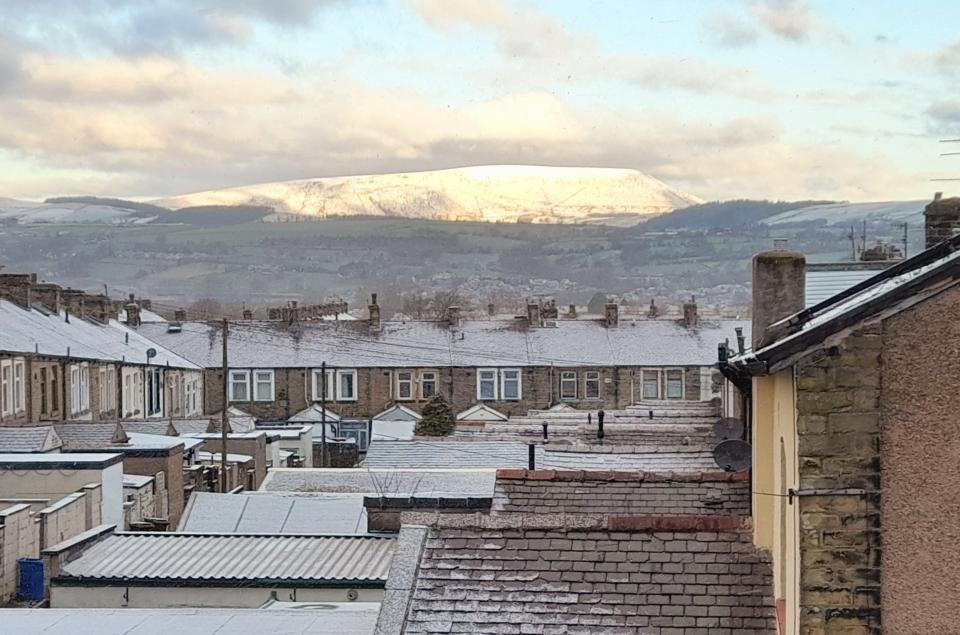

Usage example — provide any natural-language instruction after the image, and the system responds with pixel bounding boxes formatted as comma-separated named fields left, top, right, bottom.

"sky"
left=1, top=0, right=960, bottom=202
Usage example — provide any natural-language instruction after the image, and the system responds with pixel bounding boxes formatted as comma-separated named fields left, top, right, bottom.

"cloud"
left=410, top=0, right=591, bottom=59
left=702, top=12, right=759, bottom=48
left=748, top=0, right=815, bottom=42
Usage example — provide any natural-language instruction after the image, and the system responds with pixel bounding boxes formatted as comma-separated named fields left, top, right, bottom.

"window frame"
left=253, top=369, right=275, bottom=402
left=665, top=368, right=685, bottom=400
left=12, top=360, right=25, bottom=413
left=311, top=369, right=335, bottom=402
left=584, top=371, right=601, bottom=400
left=145, top=367, right=163, bottom=416
left=500, top=368, right=522, bottom=401
left=228, top=369, right=251, bottom=403
left=0, top=360, right=11, bottom=416
left=419, top=370, right=438, bottom=400
left=395, top=370, right=414, bottom=401
left=336, top=369, right=358, bottom=402
left=560, top=370, right=578, bottom=401
left=70, top=363, right=89, bottom=415
left=641, top=369, right=661, bottom=400
left=477, top=368, right=498, bottom=401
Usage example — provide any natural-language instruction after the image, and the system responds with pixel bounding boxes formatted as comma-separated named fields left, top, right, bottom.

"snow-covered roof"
left=138, top=318, right=746, bottom=369
left=373, top=404, right=421, bottom=422
left=456, top=403, right=508, bottom=422
left=0, top=299, right=199, bottom=368
left=289, top=404, right=341, bottom=423
left=731, top=236, right=960, bottom=373
left=123, top=474, right=155, bottom=488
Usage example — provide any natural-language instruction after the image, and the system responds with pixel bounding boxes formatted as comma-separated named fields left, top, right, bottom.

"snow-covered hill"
left=762, top=200, right=926, bottom=226
left=153, top=165, right=703, bottom=225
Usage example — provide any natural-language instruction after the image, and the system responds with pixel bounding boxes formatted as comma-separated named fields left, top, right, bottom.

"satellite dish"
left=146, top=348, right=157, bottom=360
left=713, top=439, right=752, bottom=472
left=714, top=417, right=745, bottom=441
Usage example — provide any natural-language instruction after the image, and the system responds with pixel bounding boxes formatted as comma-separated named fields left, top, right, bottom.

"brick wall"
left=794, top=326, right=882, bottom=634
left=37, top=493, right=87, bottom=549
left=492, top=469, right=750, bottom=517
left=122, top=450, right=184, bottom=529
left=393, top=514, right=776, bottom=635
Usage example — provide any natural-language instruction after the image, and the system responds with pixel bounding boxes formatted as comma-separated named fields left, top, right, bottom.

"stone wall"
left=794, top=325, right=882, bottom=634
left=202, top=365, right=706, bottom=421
left=122, top=452, right=182, bottom=529
left=0, top=504, right=37, bottom=601
left=37, top=493, right=87, bottom=549
left=492, top=469, right=750, bottom=517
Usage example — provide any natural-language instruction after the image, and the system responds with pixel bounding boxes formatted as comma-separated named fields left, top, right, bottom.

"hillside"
left=153, top=165, right=704, bottom=225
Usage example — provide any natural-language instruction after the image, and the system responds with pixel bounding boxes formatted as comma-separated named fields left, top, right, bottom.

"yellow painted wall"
left=752, top=369, right=799, bottom=634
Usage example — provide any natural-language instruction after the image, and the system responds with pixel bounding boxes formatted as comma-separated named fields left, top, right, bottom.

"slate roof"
left=57, top=533, right=396, bottom=586
left=0, top=426, right=62, bottom=453
left=260, top=468, right=497, bottom=498
left=0, top=607, right=380, bottom=635
left=179, top=492, right=367, bottom=534
left=53, top=423, right=127, bottom=449
left=379, top=517, right=776, bottom=635
left=0, top=299, right=199, bottom=368
left=361, top=441, right=718, bottom=472
left=138, top=318, right=749, bottom=368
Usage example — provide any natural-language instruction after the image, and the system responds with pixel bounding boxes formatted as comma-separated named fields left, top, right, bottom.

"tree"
left=415, top=394, right=455, bottom=437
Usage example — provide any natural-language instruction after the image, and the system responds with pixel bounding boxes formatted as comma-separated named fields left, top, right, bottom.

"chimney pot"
left=174, top=309, right=186, bottom=321
left=751, top=249, right=805, bottom=349
left=526, top=301, right=542, bottom=327
left=568, top=304, right=577, bottom=318
left=682, top=296, right=698, bottom=329
left=446, top=305, right=462, bottom=328
left=125, top=302, right=141, bottom=327
left=242, top=309, right=253, bottom=320
left=369, top=294, right=381, bottom=330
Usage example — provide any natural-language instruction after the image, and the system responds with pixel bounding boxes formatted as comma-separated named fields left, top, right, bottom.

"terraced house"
left=139, top=298, right=748, bottom=421
left=0, top=274, right=203, bottom=426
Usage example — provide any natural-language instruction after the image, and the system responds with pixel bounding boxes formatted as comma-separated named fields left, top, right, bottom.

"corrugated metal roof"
left=58, top=533, right=395, bottom=584
left=0, top=299, right=199, bottom=368
left=805, top=269, right=885, bottom=307
left=0, top=426, right=61, bottom=452
left=138, top=318, right=749, bottom=368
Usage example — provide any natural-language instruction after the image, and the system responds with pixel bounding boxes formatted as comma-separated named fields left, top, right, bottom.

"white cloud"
left=749, top=0, right=814, bottom=42
left=702, top=12, right=759, bottom=48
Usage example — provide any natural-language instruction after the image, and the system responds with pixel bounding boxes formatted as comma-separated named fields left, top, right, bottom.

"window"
left=501, top=369, right=521, bottom=401
left=254, top=370, right=275, bottom=401
left=477, top=369, right=497, bottom=400
left=13, top=360, right=24, bottom=413
left=71, top=364, right=89, bottom=414
left=185, top=376, right=200, bottom=415
left=396, top=371, right=414, bottom=401
left=50, top=369, right=58, bottom=412
left=641, top=370, right=660, bottom=400
left=560, top=371, right=577, bottom=400
left=337, top=369, right=357, bottom=401
left=420, top=371, right=437, bottom=399
left=1, top=360, right=10, bottom=416
left=123, top=373, right=133, bottom=415
left=312, top=369, right=334, bottom=402
left=585, top=371, right=601, bottom=400
left=99, top=367, right=116, bottom=412
left=666, top=369, right=684, bottom=400
left=40, top=368, right=49, bottom=415
left=228, top=370, right=250, bottom=402
left=146, top=368, right=163, bottom=415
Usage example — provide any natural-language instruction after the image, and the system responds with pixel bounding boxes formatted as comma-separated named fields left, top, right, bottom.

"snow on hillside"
left=153, top=165, right=704, bottom=225
left=763, top=200, right=926, bottom=226
left=0, top=198, right=148, bottom=225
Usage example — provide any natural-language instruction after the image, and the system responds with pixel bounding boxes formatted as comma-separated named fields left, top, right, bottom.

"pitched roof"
left=732, top=234, right=960, bottom=374
left=379, top=517, right=775, bottom=635
left=0, top=299, right=199, bottom=368
left=456, top=403, right=507, bottom=422
left=260, top=468, right=497, bottom=498
left=138, top=318, right=749, bottom=368
left=0, top=607, right=379, bottom=635
left=53, top=422, right=128, bottom=448
left=290, top=404, right=341, bottom=423
left=0, top=426, right=62, bottom=453
left=362, top=441, right=718, bottom=472
left=56, top=533, right=396, bottom=586
left=178, top=492, right=367, bottom=534
left=373, top=404, right=421, bottom=422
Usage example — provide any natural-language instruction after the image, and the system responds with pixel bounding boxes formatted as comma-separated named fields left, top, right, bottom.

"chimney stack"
left=526, top=301, right=542, bottom=328
left=242, top=309, right=253, bottom=320
left=604, top=301, right=619, bottom=328
left=174, top=309, right=186, bottom=321
left=541, top=299, right=558, bottom=320
left=924, top=193, right=960, bottom=249
left=735, top=327, right=745, bottom=354
left=125, top=302, right=141, bottom=327
left=368, top=293, right=381, bottom=330
left=287, top=300, right=299, bottom=325
left=0, top=273, right=36, bottom=309
left=682, top=296, right=698, bottom=328
left=751, top=247, right=805, bottom=350
left=446, top=305, right=462, bottom=328
left=647, top=299, right=660, bottom=319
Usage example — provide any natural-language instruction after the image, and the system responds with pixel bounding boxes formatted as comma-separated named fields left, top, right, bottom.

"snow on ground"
left=763, top=200, right=926, bottom=226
